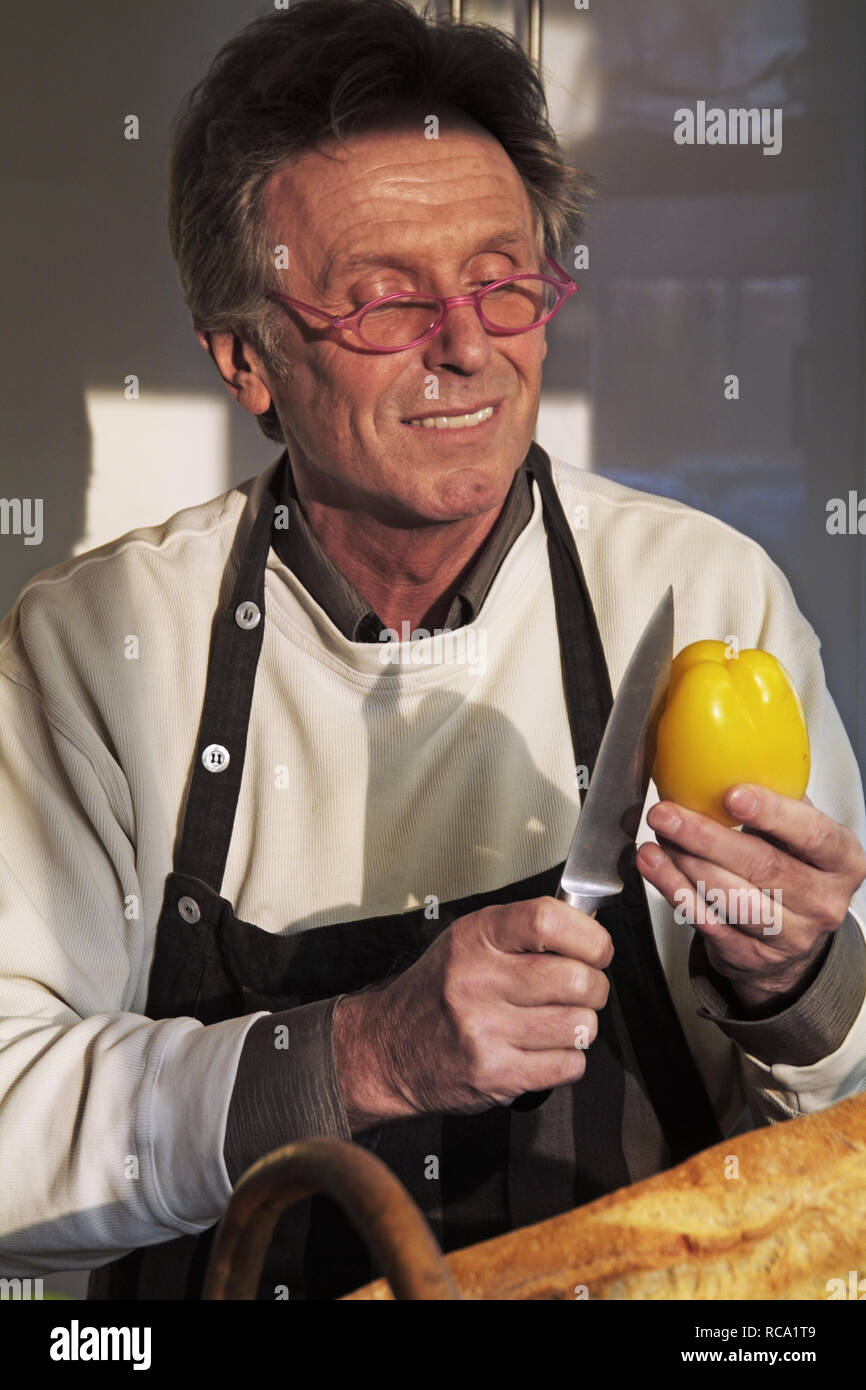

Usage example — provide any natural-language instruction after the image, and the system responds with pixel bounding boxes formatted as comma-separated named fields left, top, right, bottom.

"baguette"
left=342, top=1092, right=866, bottom=1299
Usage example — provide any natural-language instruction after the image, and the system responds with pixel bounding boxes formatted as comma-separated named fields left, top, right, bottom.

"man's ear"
left=193, top=322, right=212, bottom=356
left=191, top=322, right=273, bottom=418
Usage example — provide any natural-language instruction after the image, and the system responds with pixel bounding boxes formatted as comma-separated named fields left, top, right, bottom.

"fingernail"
left=727, top=787, right=758, bottom=817
left=639, top=844, right=664, bottom=869
left=650, top=805, right=681, bottom=834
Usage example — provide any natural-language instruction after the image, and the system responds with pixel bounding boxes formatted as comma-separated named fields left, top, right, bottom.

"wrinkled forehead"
left=260, top=110, right=541, bottom=281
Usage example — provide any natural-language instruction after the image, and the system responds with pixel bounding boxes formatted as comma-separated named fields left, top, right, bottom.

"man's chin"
left=425, top=463, right=513, bottom=519
left=394, top=430, right=531, bottom=515
left=370, top=466, right=513, bottom=531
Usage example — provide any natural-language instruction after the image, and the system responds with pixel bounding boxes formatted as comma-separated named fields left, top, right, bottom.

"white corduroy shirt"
left=1, top=451, right=865, bottom=1276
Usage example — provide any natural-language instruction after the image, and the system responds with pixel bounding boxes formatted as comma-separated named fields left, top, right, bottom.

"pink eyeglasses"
left=266, top=252, right=578, bottom=352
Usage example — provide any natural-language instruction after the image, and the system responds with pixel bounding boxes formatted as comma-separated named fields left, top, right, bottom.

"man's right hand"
left=331, top=897, right=613, bottom=1133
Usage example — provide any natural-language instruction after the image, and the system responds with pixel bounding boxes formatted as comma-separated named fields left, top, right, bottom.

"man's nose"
left=421, top=300, right=492, bottom=374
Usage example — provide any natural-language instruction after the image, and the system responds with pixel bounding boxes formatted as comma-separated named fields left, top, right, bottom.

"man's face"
left=259, top=116, right=548, bottom=525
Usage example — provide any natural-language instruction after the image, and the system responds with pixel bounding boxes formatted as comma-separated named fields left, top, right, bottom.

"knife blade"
left=511, top=585, right=674, bottom=1112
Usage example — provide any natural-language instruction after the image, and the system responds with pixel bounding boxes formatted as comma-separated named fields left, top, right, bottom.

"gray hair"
left=167, top=0, right=589, bottom=443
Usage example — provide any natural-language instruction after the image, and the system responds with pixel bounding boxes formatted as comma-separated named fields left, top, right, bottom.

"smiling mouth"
left=405, top=404, right=496, bottom=431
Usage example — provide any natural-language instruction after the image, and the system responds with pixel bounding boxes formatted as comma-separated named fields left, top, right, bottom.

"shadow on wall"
left=0, top=392, right=91, bottom=620
left=0, top=2, right=276, bottom=619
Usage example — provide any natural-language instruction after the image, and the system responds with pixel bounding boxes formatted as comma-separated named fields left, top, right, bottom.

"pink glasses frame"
left=265, top=252, right=578, bottom=352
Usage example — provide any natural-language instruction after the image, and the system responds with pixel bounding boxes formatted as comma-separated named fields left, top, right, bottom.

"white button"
left=178, top=895, right=201, bottom=924
left=202, top=743, right=230, bottom=773
left=235, top=601, right=261, bottom=630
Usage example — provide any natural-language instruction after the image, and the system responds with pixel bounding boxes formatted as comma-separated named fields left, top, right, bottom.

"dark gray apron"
left=88, top=443, right=722, bottom=1300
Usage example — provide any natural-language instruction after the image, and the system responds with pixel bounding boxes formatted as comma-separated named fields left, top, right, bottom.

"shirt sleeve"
left=688, top=913, right=866, bottom=1066
left=0, top=663, right=253, bottom=1277
left=223, top=997, right=351, bottom=1187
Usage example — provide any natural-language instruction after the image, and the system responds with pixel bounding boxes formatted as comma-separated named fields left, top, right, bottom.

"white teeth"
left=408, top=405, right=495, bottom=430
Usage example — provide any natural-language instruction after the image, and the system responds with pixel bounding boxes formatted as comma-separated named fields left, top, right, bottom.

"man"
left=1, top=0, right=865, bottom=1302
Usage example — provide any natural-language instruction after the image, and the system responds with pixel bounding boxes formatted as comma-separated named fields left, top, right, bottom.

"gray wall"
left=531, top=0, right=866, bottom=779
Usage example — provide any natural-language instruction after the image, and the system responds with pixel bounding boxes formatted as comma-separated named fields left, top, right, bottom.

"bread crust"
left=343, top=1093, right=866, bottom=1300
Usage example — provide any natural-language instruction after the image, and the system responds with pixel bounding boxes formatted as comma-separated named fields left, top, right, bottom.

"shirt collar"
left=270, top=452, right=534, bottom=642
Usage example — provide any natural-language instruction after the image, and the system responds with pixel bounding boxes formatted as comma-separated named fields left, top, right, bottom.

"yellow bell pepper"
left=651, top=640, right=810, bottom=826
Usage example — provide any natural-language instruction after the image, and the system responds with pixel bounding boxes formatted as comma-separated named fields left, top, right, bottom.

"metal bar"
left=203, top=1137, right=460, bottom=1300
left=446, top=0, right=541, bottom=72
left=526, top=0, right=541, bottom=68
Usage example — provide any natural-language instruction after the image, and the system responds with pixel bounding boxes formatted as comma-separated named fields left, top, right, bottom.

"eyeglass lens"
left=358, top=278, right=559, bottom=347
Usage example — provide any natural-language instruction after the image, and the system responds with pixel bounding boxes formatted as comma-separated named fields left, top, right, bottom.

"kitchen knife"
left=511, top=585, right=674, bottom=1112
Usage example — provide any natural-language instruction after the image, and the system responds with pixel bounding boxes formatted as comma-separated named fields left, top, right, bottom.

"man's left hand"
left=636, top=785, right=866, bottom=1010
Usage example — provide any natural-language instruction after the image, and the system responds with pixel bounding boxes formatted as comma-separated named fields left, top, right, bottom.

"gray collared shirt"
left=270, top=454, right=534, bottom=640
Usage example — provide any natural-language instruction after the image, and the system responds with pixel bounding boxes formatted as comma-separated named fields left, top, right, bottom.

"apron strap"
left=174, top=465, right=283, bottom=890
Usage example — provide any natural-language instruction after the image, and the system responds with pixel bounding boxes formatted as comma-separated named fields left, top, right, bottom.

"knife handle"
left=510, top=892, right=607, bottom=1112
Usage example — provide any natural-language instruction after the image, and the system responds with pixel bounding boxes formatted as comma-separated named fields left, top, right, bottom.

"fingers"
left=478, top=897, right=614, bottom=969
left=652, top=839, right=790, bottom=937
left=648, top=789, right=860, bottom=887
left=637, top=839, right=737, bottom=946
left=641, top=787, right=866, bottom=940
left=499, top=951, right=611, bottom=1010
left=503, top=1004, right=600, bottom=1052
left=509, top=1048, right=590, bottom=1095
left=724, top=784, right=862, bottom=875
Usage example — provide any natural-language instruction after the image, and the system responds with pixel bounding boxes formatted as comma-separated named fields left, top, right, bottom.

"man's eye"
left=356, top=283, right=414, bottom=301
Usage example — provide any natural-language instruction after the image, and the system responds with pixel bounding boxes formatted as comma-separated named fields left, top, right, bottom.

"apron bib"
left=89, top=444, right=722, bottom=1300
